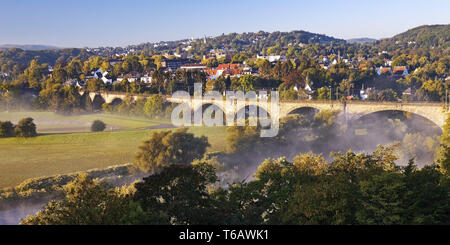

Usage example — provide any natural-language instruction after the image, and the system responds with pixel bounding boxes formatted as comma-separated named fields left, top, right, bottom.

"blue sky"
left=0, top=0, right=449, bottom=48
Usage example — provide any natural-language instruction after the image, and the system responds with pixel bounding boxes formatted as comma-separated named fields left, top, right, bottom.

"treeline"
left=0, top=48, right=90, bottom=78
left=0, top=117, right=37, bottom=138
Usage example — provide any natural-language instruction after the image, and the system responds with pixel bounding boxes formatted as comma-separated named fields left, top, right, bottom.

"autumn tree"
left=22, top=174, right=138, bottom=225
left=14, top=117, right=37, bottom=138
left=0, top=121, right=15, bottom=137
left=134, top=128, right=210, bottom=172
left=134, top=162, right=218, bottom=225
left=143, top=94, right=164, bottom=118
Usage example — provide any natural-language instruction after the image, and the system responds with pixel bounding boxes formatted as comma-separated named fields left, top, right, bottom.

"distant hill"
left=0, top=44, right=61, bottom=51
left=0, top=48, right=89, bottom=76
left=346, top=38, right=377, bottom=44
left=130, top=30, right=346, bottom=55
left=384, top=24, right=450, bottom=48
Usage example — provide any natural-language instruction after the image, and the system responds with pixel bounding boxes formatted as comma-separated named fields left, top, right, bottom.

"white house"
left=101, top=71, right=112, bottom=84
left=86, top=68, right=103, bottom=79
left=141, top=75, right=152, bottom=84
left=256, top=55, right=287, bottom=63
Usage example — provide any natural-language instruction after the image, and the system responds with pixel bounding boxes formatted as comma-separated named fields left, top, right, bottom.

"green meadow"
left=0, top=112, right=227, bottom=187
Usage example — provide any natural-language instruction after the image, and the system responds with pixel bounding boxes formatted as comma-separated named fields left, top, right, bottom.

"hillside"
left=0, top=44, right=61, bottom=51
left=128, top=30, right=345, bottom=55
left=384, top=24, right=450, bottom=48
left=0, top=48, right=90, bottom=76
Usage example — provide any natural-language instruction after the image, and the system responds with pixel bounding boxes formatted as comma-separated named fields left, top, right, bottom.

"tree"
left=22, top=174, right=134, bottom=225
left=258, top=59, right=272, bottom=79
left=378, top=89, right=398, bottom=101
left=436, top=114, right=450, bottom=173
left=0, top=121, right=15, bottom=137
left=66, top=59, right=83, bottom=79
left=281, top=70, right=305, bottom=89
left=142, top=95, right=163, bottom=118
left=91, top=120, right=106, bottom=132
left=205, top=78, right=226, bottom=93
left=226, top=123, right=261, bottom=154
left=280, top=89, right=299, bottom=100
left=202, top=57, right=218, bottom=68
left=415, top=79, right=444, bottom=101
left=14, top=117, right=37, bottom=138
left=22, top=59, right=45, bottom=90
left=134, top=163, right=217, bottom=225
left=86, top=78, right=104, bottom=92
left=134, top=128, right=210, bottom=172
left=231, top=74, right=258, bottom=92
left=339, top=79, right=354, bottom=97
left=317, top=87, right=331, bottom=100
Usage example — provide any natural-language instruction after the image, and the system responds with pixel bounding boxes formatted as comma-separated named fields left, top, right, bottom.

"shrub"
left=91, top=120, right=106, bottom=132
left=0, top=121, right=15, bottom=137
left=14, top=117, right=37, bottom=138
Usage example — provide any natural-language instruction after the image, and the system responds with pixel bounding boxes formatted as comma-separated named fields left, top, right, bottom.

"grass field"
left=0, top=111, right=227, bottom=187
left=0, top=111, right=171, bottom=133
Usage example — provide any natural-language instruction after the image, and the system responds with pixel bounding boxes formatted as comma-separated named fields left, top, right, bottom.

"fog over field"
left=217, top=109, right=442, bottom=183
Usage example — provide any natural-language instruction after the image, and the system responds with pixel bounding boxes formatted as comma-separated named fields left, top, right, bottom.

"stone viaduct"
left=82, top=91, right=449, bottom=128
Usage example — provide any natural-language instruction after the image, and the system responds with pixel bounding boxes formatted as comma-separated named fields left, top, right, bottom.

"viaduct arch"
left=81, top=91, right=449, bottom=128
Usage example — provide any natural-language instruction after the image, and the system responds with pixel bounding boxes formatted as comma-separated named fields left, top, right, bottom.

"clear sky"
left=1, top=0, right=449, bottom=48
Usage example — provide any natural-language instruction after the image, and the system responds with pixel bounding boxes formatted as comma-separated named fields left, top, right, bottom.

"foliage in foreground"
left=23, top=146, right=450, bottom=225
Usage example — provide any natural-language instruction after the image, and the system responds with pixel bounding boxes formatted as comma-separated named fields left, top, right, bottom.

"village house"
left=180, top=63, right=206, bottom=71
left=256, top=55, right=287, bottom=63
left=64, top=79, right=85, bottom=87
left=215, top=63, right=241, bottom=77
left=108, top=59, right=123, bottom=66
left=161, top=59, right=190, bottom=71
left=117, top=72, right=141, bottom=83
left=360, top=87, right=374, bottom=100
left=402, top=87, right=416, bottom=100
left=86, top=68, right=104, bottom=79
left=140, top=72, right=152, bottom=84
left=293, top=84, right=314, bottom=100
left=101, top=71, right=113, bottom=84
left=320, top=64, right=329, bottom=70
left=205, top=63, right=256, bottom=79
left=392, top=66, right=409, bottom=79
left=377, top=66, right=393, bottom=75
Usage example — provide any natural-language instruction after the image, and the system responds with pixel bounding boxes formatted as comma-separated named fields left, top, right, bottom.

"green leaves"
left=134, top=128, right=210, bottom=173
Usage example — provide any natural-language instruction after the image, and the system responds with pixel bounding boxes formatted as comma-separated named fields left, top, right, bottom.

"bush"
left=91, top=120, right=106, bottom=132
left=14, top=117, right=37, bottom=138
left=0, top=121, right=15, bottom=137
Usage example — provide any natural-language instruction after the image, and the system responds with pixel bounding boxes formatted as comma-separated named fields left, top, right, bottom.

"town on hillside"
left=1, top=25, right=449, bottom=114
